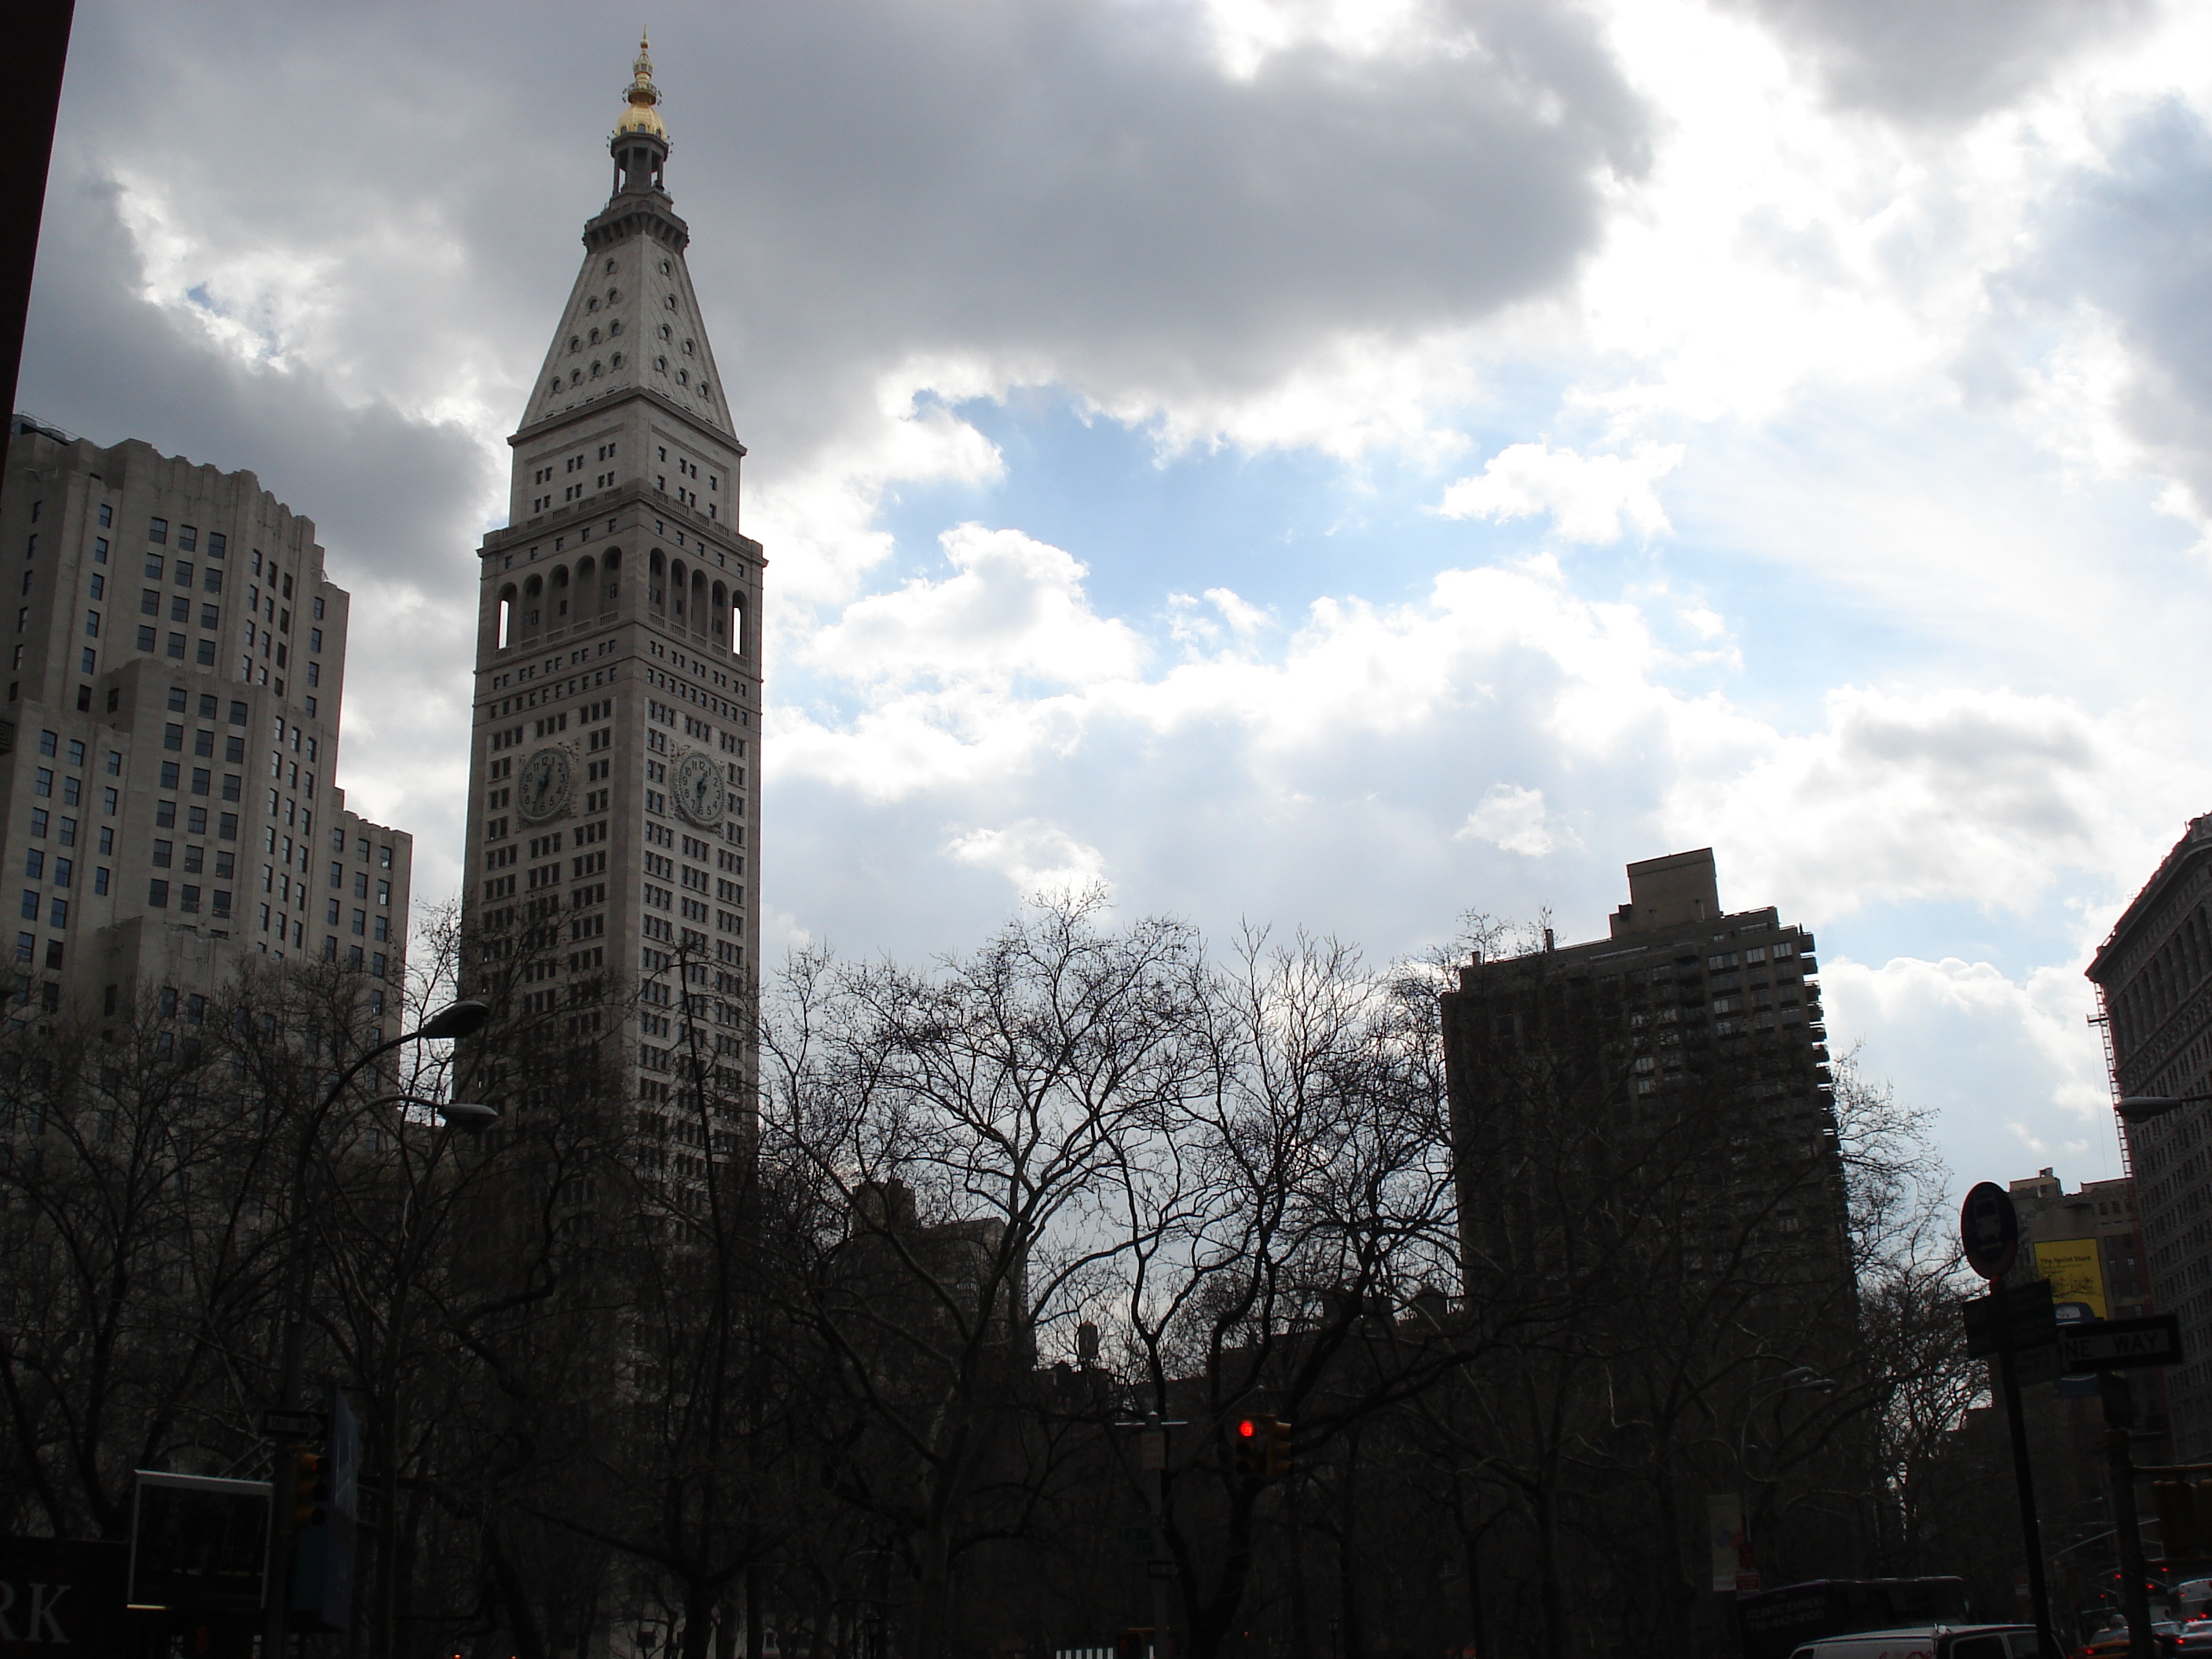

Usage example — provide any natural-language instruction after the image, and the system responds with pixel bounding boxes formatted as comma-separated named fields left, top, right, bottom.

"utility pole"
left=1115, top=1408, right=1187, bottom=1659
left=2101, top=1375, right=2155, bottom=1659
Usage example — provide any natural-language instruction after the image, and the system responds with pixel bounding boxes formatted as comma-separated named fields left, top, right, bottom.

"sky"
left=20, top=0, right=2212, bottom=1198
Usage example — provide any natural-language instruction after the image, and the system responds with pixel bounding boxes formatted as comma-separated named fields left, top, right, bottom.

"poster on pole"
left=1708, top=1494, right=1755, bottom=1593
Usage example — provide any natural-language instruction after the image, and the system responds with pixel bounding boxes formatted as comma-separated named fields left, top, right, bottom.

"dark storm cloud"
left=1727, top=0, right=2150, bottom=125
left=2024, top=100, right=2212, bottom=521
left=25, top=0, right=1650, bottom=474
left=20, top=171, right=493, bottom=594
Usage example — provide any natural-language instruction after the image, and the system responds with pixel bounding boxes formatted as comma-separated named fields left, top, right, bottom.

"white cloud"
left=1819, top=953, right=2122, bottom=1187
left=1438, top=441, right=1683, bottom=543
left=1456, top=783, right=1569, bottom=856
left=1666, top=684, right=2183, bottom=924
left=805, top=523, right=1144, bottom=688
left=947, top=820, right=1111, bottom=899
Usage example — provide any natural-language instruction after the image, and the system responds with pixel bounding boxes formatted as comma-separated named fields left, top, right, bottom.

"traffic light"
left=1232, top=1417, right=1262, bottom=1478
left=291, top=1446, right=330, bottom=1533
left=1264, top=1417, right=1291, bottom=1481
left=1115, top=1629, right=1152, bottom=1659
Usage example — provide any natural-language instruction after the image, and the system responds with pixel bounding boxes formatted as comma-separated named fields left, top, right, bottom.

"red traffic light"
left=1238, top=1419, right=1257, bottom=1438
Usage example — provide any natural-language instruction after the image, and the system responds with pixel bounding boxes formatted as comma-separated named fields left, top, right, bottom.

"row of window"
left=145, top=519, right=226, bottom=558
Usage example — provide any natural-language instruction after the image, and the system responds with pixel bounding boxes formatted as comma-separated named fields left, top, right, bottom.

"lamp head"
left=2116, top=1095, right=2196, bottom=1124
left=418, top=1000, right=491, bottom=1042
left=435, top=1102, right=500, bottom=1136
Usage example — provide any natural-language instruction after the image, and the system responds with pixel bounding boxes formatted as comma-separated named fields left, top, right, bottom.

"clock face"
left=672, top=750, right=727, bottom=826
left=515, top=746, right=574, bottom=822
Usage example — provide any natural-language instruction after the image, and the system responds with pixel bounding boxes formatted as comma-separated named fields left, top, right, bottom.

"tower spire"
left=616, top=32, right=666, bottom=141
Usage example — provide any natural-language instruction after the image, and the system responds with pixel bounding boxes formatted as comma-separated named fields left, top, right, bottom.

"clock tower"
left=464, top=39, right=760, bottom=1140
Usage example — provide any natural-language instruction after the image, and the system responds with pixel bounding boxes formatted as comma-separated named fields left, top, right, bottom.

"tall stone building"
left=2087, top=815, right=2212, bottom=1459
left=462, top=42, right=761, bottom=1131
left=0, top=415, right=412, bottom=1021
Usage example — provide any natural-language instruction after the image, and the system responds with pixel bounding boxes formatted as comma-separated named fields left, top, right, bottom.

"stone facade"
left=2087, top=815, right=2212, bottom=1459
left=0, top=417, right=412, bottom=1024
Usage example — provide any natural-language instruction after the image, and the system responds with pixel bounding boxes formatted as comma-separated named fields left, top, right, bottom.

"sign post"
left=1959, top=1181, right=2057, bottom=1659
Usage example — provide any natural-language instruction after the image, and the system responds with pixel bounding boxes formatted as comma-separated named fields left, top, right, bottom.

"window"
left=309, top=628, right=322, bottom=652
left=65, top=740, right=82, bottom=767
left=313, top=596, right=324, bottom=620
left=24, top=851, right=41, bottom=879
left=350, top=908, right=366, bottom=936
left=93, top=537, right=107, bottom=562
left=93, top=867, right=108, bottom=895
left=33, top=768, right=50, bottom=797
left=167, top=633, right=185, bottom=659
left=17, top=891, right=33, bottom=921
left=160, top=762, right=179, bottom=788
left=207, top=533, right=225, bottom=558
left=148, top=879, right=168, bottom=907
left=84, top=609, right=99, bottom=637
left=137, top=626, right=156, bottom=651
left=148, top=518, right=168, bottom=544
left=177, top=525, right=196, bottom=552
left=97, top=503, right=111, bottom=529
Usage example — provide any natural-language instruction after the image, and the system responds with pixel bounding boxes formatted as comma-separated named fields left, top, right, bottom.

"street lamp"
left=2116, top=1095, right=2212, bottom=1123
left=262, top=997, right=493, bottom=1656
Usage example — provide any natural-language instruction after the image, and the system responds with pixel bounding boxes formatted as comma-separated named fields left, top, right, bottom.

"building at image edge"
left=0, top=416, right=412, bottom=1029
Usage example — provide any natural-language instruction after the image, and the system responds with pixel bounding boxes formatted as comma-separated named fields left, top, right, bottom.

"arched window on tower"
left=731, top=593, right=747, bottom=659
left=575, top=555, right=597, bottom=619
left=649, top=549, right=665, bottom=610
left=604, top=548, right=622, bottom=605
left=521, top=573, right=544, bottom=639
left=689, top=568, right=708, bottom=635
left=496, top=584, right=517, bottom=650
left=669, top=559, right=687, bottom=622
left=711, top=580, right=729, bottom=648
left=550, top=565, right=570, bottom=621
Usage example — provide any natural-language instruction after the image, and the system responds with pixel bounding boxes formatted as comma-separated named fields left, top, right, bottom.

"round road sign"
left=1960, top=1181, right=2020, bottom=1280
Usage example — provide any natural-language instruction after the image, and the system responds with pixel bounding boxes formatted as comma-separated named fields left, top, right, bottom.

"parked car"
left=2074, top=1624, right=2182, bottom=1659
left=1786, top=1626, right=2042, bottom=1659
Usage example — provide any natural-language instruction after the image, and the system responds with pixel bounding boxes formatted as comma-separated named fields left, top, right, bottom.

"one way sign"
left=2057, top=1313, right=2185, bottom=1372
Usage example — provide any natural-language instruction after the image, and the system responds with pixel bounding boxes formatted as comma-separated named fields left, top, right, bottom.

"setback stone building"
left=461, top=41, right=761, bottom=1151
left=0, top=415, right=412, bottom=1022
left=2087, top=815, right=2212, bottom=1459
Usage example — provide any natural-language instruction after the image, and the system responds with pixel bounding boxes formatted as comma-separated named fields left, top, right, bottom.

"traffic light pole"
left=1146, top=1412, right=1172, bottom=1659
left=1997, top=1347, right=2058, bottom=1658
left=2100, top=1375, right=2155, bottom=1659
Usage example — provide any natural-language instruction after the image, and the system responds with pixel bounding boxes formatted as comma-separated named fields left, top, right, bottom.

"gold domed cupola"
left=614, top=35, right=667, bottom=140
left=610, top=35, right=669, bottom=196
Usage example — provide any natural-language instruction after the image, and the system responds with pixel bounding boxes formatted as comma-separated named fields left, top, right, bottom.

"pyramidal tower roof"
left=518, top=37, right=735, bottom=440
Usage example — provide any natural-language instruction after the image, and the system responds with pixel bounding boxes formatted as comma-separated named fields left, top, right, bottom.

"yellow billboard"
left=2035, top=1238, right=2108, bottom=1319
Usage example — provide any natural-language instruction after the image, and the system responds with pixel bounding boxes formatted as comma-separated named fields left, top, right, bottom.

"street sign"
left=260, top=1408, right=326, bottom=1441
left=2014, top=1342, right=2064, bottom=1388
left=1962, top=1280, right=2058, bottom=1358
left=2060, top=1315, right=2185, bottom=1372
left=1145, top=1561, right=1177, bottom=1579
left=1962, top=1181, right=2022, bottom=1280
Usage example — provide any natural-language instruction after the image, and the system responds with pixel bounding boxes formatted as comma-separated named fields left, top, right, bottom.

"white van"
left=1785, top=1627, right=2042, bottom=1659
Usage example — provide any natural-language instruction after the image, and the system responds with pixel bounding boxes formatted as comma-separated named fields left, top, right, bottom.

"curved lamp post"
left=264, top=998, right=491, bottom=1655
